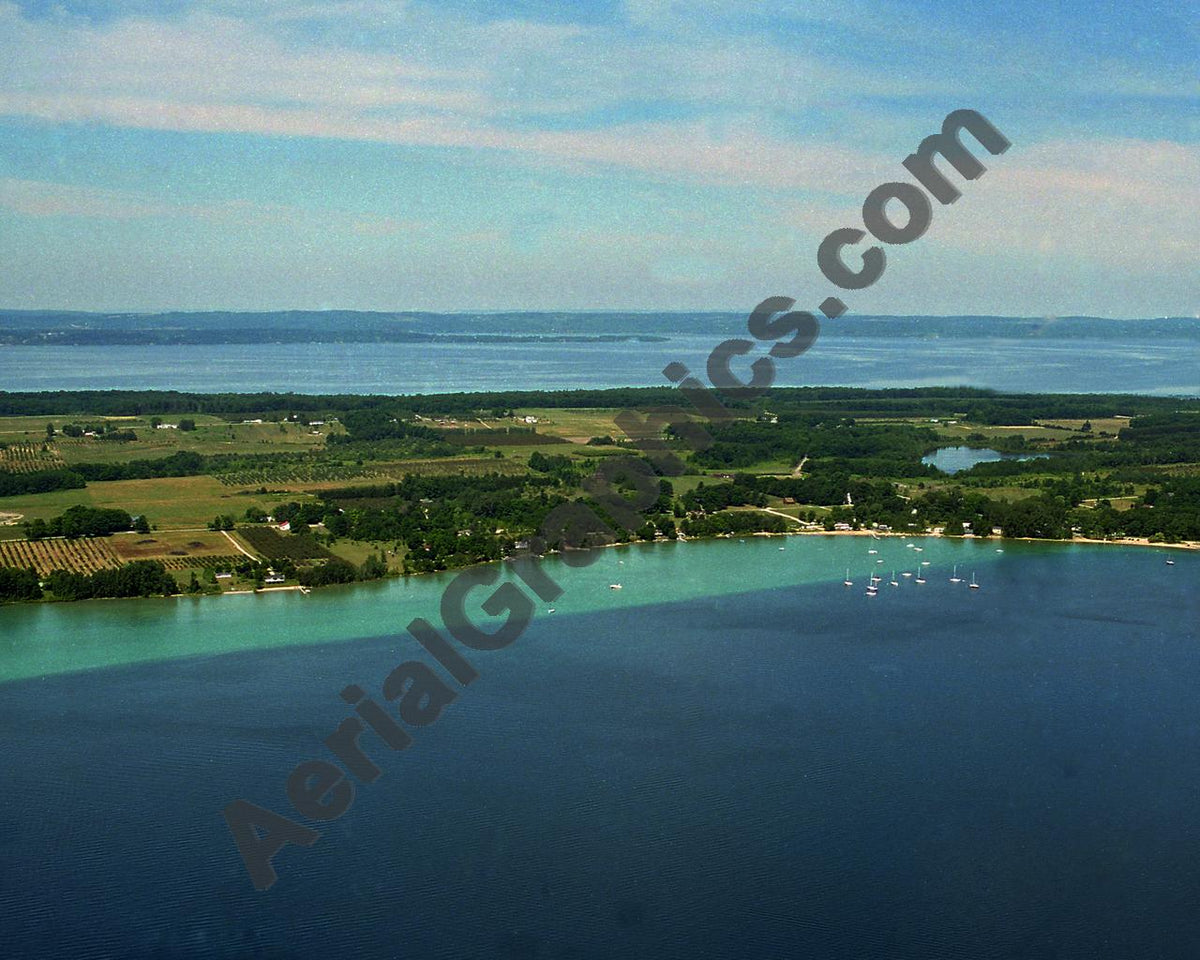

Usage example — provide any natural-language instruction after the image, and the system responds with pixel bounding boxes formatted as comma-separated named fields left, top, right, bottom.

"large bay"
left=1, top=535, right=1198, bottom=958
left=2, top=332, right=1198, bottom=395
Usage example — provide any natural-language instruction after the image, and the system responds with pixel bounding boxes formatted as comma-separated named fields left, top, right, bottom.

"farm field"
left=0, top=536, right=121, bottom=576
left=237, top=526, right=333, bottom=561
left=0, top=529, right=259, bottom=577
left=513, top=408, right=627, bottom=442
left=0, top=475, right=260, bottom=533
left=0, top=414, right=340, bottom=466
left=0, top=442, right=67, bottom=473
left=110, top=529, right=254, bottom=571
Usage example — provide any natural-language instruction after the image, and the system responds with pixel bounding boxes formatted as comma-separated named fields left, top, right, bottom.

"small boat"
left=969, top=573, right=980, bottom=590
left=920, top=560, right=930, bottom=566
left=1166, top=559, right=1176, bottom=566
left=950, top=564, right=962, bottom=584
left=914, top=546, right=923, bottom=553
left=995, top=548, right=1004, bottom=553
left=868, top=549, right=878, bottom=555
left=866, top=586, right=878, bottom=597
left=609, top=583, right=623, bottom=590
left=902, top=571, right=913, bottom=578
left=890, top=571, right=899, bottom=587
left=547, top=607, right=556, bottom=613
left=843, top=568, right=853, bottom=586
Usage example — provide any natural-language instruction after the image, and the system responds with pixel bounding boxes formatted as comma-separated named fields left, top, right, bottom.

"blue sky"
left=0, top=0, right=1195, bottom=315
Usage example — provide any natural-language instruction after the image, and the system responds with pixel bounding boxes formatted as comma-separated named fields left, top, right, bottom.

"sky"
left=0, top=0, right=1196, bottom=316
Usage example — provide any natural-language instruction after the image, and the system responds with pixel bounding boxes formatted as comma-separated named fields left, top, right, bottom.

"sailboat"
left=950, top=564, right=962, bottom=584
left=915, top=569, right=926, bottom=583
left=843, top=569, right=853, bottom=586
left=890, top=571, right=899, bottom=587
left=969, top=572, right=980, bottom=590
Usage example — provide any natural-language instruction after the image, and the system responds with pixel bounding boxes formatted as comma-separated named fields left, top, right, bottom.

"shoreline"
left=3, top=527, right=1193, bottom=609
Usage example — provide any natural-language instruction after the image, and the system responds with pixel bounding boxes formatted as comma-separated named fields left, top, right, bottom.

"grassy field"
left=0, top=414, right=340, bottom=466
left=0, top=474, right=261, bottom=534
left=514, top=408, right=627, bottom=442
left=326, top=538, right=405, bottom=572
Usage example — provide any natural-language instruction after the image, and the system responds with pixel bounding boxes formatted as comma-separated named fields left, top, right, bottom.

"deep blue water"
left=1, top=333, right=1198, bottom=395
left=1, top=543, right=1198, bottom=959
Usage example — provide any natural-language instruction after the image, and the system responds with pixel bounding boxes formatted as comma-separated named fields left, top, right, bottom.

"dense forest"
left=0, top=386, right=1188, bottom=420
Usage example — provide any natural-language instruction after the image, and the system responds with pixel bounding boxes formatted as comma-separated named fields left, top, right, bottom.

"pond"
left=921, top=445, right=1050, bottom=475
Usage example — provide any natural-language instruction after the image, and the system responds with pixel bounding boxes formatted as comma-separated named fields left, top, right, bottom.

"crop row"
left=0, top=537, right=121, bottom=576
left=215, top=463, right=394, bottom=486
left=157, top=555, right=243, bottom=572
left=236, top=526, right=333, bottom=561
left=0, top=443, right=67, bottom=474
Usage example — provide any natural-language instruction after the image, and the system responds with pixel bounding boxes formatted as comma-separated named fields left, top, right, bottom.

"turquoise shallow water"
left=0, top=535, right=1039, bottom=683
left=1, top=536, right=1198, bottom=958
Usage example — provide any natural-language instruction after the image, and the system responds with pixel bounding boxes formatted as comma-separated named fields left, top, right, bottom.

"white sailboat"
left=890, top=571, right=899, bottom=587
left=843, top=568, right=853, bottom=586
left=915, top=569, right=926, bottom=583
left=950, top=564, right=962, bottom=584
left=969, top=572, right=980, bottom=590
